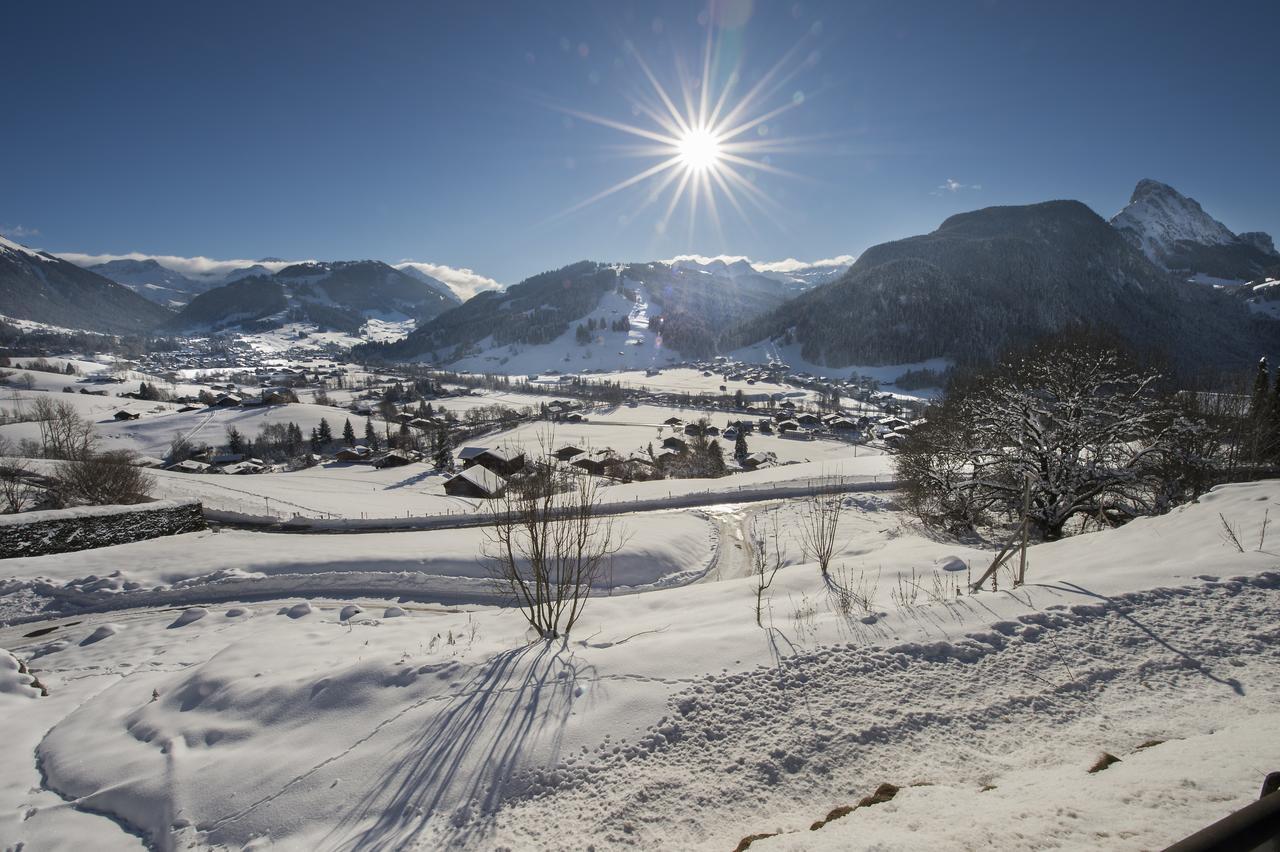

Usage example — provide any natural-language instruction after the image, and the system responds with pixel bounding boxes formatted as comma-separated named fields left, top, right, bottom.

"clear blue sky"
left=3, top=0, right=1277, bottom=283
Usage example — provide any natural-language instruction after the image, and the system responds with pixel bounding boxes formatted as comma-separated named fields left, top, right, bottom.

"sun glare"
left=547, top=24, right=824, bottom=240
left=677, top=128, right=722, bottom=172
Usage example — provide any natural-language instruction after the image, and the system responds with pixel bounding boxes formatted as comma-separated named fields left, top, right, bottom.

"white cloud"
left=754, top=255, right=857, bottom=272
left=932, top=178, right=982, bottom=195
left=55, top=251, right=308, bottom=282
left=664, top=253, right=856, bottom=272
left=395, top=261, right=503, bottom=301
left=0, top=224, right=40, bottom=240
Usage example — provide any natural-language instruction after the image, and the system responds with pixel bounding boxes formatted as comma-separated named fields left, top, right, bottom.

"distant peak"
left=1130, top=178, right=1178, bottom=203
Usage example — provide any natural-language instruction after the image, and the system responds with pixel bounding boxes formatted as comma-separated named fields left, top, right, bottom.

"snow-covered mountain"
left=733, top=200, right=1280, bottom=374
left=85, top=258, right=212, bottom=307
left=669, top=256, right=852, bottom=292
left=0, top=237, right=174, bottom=333
left=164, top=260, right=456, bottom=338
left=359, top=258, right=804, bottom=366
left=1110, top=179, right=1278, bottom=280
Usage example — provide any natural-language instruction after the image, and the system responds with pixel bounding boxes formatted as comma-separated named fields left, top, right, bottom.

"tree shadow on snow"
left=1036, top=580, right=1245, bottom=696
left=325, top=640, right=595, bottom=849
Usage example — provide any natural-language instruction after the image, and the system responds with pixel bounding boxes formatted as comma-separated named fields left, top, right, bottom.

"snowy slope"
left=1, top=481, right=1278, bottom=850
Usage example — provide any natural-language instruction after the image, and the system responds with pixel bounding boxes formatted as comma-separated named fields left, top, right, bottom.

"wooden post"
left=1017, top=476, right=1031, bottom=586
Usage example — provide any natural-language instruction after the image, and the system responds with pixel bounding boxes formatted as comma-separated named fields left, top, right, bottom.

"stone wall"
left=0, top=500, right=206, bottom=558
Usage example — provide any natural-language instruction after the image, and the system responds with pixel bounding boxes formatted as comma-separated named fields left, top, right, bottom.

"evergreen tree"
left=734, top=389, right=746, bottom=409
left=1252, top=358, right=1270, bottom=421
left=342, top=418, right=356, bottom=446
left=1268, top=370, right=1280, bottom=462
left=734, top=431, right=749, bottom=460
left=310, top=427, right=322, bottom=453
left=317, top=418, right=333, bottom=444
left=432, top=427, right=453, bottom=470
left=226, top=425, right=245, bottom=454
left=364, top=417, right=380, bottom=452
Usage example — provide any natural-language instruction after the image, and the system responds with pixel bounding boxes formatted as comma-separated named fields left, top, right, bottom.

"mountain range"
left=3, top=178, right=1277, bottom=372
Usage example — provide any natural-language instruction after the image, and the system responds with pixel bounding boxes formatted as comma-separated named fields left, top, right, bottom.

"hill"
left=0, top=237, right=174, bottom=334
left=164, top=260, right=457, bottom=337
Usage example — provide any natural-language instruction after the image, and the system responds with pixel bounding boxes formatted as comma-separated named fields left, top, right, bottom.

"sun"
left=676, top=128, right=722, bottom=172
left=547, top=27, right=827, bottom=240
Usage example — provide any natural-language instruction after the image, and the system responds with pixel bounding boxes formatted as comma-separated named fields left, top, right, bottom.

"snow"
left=1110, top=178, right=1238, bottom=266
left=1, top=476, right=1278, bottom=849
left=0, top=235, right=59, bottom=263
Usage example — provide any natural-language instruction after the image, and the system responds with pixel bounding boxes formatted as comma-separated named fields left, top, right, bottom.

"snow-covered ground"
left=3, top=479, right=1279, bottom=850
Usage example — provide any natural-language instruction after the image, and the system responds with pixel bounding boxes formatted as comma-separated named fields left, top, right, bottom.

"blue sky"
left=2, top=0, right=1277, bottom=285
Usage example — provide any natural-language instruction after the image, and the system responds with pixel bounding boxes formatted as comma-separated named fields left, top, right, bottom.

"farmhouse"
left=552, top=445, right=585, bottom=462
left=112, top=410, right=140, bottom=421
left=459, top=446, right=526, bottom=477
left=443, top=466, right=506, bottom=499
left=335, top=446, right=372, bottom=462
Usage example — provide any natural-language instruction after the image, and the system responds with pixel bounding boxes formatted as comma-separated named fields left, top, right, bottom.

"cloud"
left=55, top=251, right=308, bottom=282
left=664, top=253, right=856, bottom=272
left=932, top=178, right=982, bottom=195
left=394, top=261, right=504, bottom=301
left=0, top=224, right=40, bottom=240
left=754, top=255, right=857, bottom=272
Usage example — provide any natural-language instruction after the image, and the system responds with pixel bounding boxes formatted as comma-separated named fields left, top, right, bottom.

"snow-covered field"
left=3, top=479, right=1279, bottom=850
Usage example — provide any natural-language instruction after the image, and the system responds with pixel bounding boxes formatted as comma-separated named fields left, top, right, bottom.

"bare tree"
left=481, top=469, right=624, bottom=639
left=751, top=507, right=788, bottom=627
left=30, top=397, right=96, bottom=460
left=0, top=437, right=37, bottom=513
left=798, top=477, right=844, bottom=575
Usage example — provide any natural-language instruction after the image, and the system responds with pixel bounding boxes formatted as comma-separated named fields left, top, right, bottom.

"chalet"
left=443, top=466, right=506, bottom=499
left=165, top=459, right=210, bottom=474
left=374, top=449, right=415, bottom=468
left=335, top=446, right=372, bottom=462
left=795, top=412, right=820, bottom=426
left=210, top=452, right=246, bottom=466
left=129, top=456, right=165, bottom=469
left=177, top=404, right=201, bottom=413
left=777, top=419, right=800, bottom=433
left=878, top=416, right=910, bottom=431
left=220, top=461, right=265, bottom=475
left=740, top=451, right=776, bottom=470
left=563, top=412, right=587, bottom=424
left=570, top=453, right=610, bottom=476
left=260, top=388, right=298, bottom=405
left=408, top=418, right=439, bottom=431
left=757, top=419, right=774, bottom=435
left=552, top=445, right=585, bottom=462
left=882, top=430, right=908, bottom=448
left=112, top=410, right=140, bottom=421
left=662, top=436, right=688, bottom=452
left=460, top=446, right=526, bottom=477
left=828, top=417, right=860, bottom=431
left=211, top=394, right=242, bottom=407
left=662, top=417, right=684, bottom=426
left=457, top=447, right=488, bottom=466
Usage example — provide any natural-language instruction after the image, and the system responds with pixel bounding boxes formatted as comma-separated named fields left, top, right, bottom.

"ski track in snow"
left=425, top=574, right=1280, bottom=851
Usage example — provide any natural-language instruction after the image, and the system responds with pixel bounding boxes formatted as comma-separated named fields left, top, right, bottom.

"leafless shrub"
left=54, top=451, right=153, bottom=506
left=799, top=477, right=844, bottom=575
left=828, top=563, right=879, bottom=617
left=481, top=468, right=624, bottom=640
left=1219, top=513, right=1244, bottom=553
left=889, top=568, right=922, bottom=609
left=752, top=506, right=788, bottom=627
